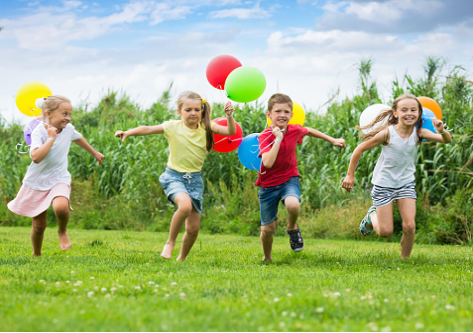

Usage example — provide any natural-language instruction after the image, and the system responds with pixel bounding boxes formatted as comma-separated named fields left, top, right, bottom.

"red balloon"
left=206, top=55, right=242, bottom=90
left=212, top=117, right=243, bottom=153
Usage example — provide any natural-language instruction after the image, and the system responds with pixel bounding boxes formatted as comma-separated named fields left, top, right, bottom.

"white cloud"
left=209, top=4, right=271, bottom=19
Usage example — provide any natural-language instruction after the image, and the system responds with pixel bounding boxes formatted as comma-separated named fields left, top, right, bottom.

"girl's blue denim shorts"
left=258, top=176, right=301, bottom=226
left=159, top=167, right=204, bottom=215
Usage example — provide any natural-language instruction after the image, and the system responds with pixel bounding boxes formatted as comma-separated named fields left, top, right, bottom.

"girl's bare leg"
left=31, top=211, right=47, bottom=256
left=367, top=203, right=394, bottom=237
left=396, top=198, right=416, bottom=259
left=52, top=196, right=71, bottom=251
left=161, top=193, right=193, bottom=259
left=176, top=206, right=201, bottom=262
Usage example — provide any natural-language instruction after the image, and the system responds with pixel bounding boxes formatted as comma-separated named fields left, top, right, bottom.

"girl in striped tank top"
left=342, top=94, right=451, bottom=258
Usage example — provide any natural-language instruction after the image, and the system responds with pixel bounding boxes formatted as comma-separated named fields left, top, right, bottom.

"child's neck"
left=182, top=120, right=199, bottom=130
left=394, top=123, right=414, bottom=137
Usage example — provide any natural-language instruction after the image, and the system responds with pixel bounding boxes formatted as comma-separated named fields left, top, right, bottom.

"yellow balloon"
left=16, top=82, right=52, bottom=117
left=267, top=101, right=306, bottom=126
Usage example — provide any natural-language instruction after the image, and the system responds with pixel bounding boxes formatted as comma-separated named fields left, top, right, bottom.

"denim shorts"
left=159, top=167, right=204, bottom=215
left=258, top=176, right=301, bottom=226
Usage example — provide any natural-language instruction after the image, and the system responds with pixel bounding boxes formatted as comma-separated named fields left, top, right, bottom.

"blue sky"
left=1, top=0, right=472, bottom=125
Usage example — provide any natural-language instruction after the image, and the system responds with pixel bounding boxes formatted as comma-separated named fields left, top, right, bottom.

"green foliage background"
left=1, top=58, right=472, bottom=244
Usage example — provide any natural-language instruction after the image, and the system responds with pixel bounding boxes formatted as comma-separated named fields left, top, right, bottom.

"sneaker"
left=360, top=206, right=376, bottom=236
left=287, top=225, right=304, bottom=252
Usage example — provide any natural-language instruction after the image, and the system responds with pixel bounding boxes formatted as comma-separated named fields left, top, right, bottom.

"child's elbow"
left=263, top=161, right=273, bottom=169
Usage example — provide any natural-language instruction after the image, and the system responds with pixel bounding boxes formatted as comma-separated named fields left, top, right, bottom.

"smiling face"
left=177, top=99, right=202, bottom=129
left=46, top=102, right=72, bottom=131
left=393, top=98, right=420, bottom=127
left=267, top=102, right=293, bottom=130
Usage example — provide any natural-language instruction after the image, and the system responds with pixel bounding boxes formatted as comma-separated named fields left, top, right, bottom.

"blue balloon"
left=422, top=107, right=436, bottom=121
left=238, top=133, right=262, bottom=171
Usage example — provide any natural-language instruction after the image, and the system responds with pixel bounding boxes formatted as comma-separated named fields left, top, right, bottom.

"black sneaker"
left=287, top=225, right=304, bottom=252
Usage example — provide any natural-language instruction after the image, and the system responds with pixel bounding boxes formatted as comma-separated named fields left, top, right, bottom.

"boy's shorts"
left=258, top=176, right=301, bottom=226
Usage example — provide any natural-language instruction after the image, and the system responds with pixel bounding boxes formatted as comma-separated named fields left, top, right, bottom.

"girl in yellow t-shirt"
left=115, top=91, right=236, bottom=261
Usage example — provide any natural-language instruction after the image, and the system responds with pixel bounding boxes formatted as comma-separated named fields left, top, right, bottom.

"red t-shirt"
left=255, top=124, right=308, bottom=187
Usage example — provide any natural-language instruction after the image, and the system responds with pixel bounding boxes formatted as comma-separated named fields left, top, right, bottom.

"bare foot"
left=261, top=257, right=273, bottom=263
left=176, top=255, right=185, bottom=262
left=160, top=243, right=174, bottom=259
left=58, top=232, right=72, bottom=251
left=32, top=252, right=41, bottom=257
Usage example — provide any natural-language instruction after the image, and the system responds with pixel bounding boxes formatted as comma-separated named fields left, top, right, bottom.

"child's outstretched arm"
left=342, top=129, right=388, bottom=192
left=114, top=125, right=164, bottom=143
left=305, top=127, right=346, bottom=149
left=211, top=101, right=237, bottom=136
left=73, top=138, right=104, bottom=165
left=420, top=119, right=452, bottom=143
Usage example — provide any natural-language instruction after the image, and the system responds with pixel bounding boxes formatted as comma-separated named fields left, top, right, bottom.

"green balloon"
left=224, top=66, right=266, bottom=103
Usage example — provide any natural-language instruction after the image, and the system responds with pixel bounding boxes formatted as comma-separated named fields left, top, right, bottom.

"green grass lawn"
left=0, top=227, right=472, bottom=331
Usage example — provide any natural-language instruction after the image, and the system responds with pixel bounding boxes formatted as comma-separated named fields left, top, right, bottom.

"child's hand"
left=94, top=152, right=104, bottom=165
left=224, top=101, right=234, bottom=117
left=342, top=175, right=355, bottom=192
left=115, top=130, right=128, bottom=143
left=271, top=125, right=284, bottom=139
left=332, top=138, right=346, bottom=149
left=47, top=125, right=58, bottom=141
left=432, top=118, right=445, bottom=133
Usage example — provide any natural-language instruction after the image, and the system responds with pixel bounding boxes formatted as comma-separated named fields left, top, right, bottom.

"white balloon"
left=35, top=97, right=45, bottom=110
left=359, top=104, right=390, bottom=134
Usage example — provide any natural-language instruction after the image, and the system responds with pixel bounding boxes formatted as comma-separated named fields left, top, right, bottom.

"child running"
left=257, top=93, right=346, bottom=262
left=8, top=95, right=104, bottom=256
left=115, top=91, right=236, bottom=261
left=342, top=94, right=452, bottom=258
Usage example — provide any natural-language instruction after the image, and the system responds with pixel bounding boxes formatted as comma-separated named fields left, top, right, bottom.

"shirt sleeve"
left=257, top=128, right=274, bottom=158
left=161, top=120, right=175, bottom=138
left=30, top=125, right=45, bottom=157
left=68, top=124, right=83, bottom=141
left=298, top=125, right=309, bottom=143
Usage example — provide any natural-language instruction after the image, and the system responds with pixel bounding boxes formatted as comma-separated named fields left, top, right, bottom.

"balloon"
left=421, top=117, right=435, bottom=134
left=206, top=55, right=242, bottom=90
left=418, top=96, right=442, bottom=120
left=16, top=82, right=52, bottom=117
left=422, top=107, right=436, bottom=120
left=238, top=133, right=262, bottom=171
left=359, top=104, right=391, bottom=134
left=225, top=66, right=266, bottom=103
left=212, top=117, right=243, bottom=153
left=23, top=117, right=43, bottom=146
left=267, top=101, right=306, bottom=126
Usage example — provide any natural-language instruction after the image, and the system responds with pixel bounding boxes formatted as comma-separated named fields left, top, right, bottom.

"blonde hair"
left=357, top=94, right=423, bottom=141
left=41, top=95, right=71, bottom=120
left=177, top=91, right=213, bottom=152
left=268, top=93, right=293, bottom=112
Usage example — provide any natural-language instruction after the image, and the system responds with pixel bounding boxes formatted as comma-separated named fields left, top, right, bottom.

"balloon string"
left=16, top=143, right=30, bottom=154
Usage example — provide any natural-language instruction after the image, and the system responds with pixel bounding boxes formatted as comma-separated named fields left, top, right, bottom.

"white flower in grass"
left=153, top=289, right=158, bottom=293
left=87, top=291, right=94, bottom=298
left=449, top=281, right=452, bottom=284
left=282, top=311, right=287, bottom=316
left=415, top=323, right=424, bottom=329
left=445, top=304, right=455, bottom=310
left=432, top=295, right=436, bottom=299
left=333, top=292, right=340, bottom=297
left=287, top=293, right=292, bottom=297
left=384, top=299, right=389, bottom=303
left=368, top=322, right=378, bottom=331
left=148, top=281, right=155, bottom=285
left=71, top=271, right=75, bottom=274
left=165, top=294, right=170, bottom=299
left=290, top=312, right=296, bottom=317
left=273, top=298, right=279, bottom=302
left=66, top=281, right=70, bottom=284
left=135, top=286, right=141, bottom=290
left=90, top=277, right=95, bottom=280
left=55, top=282, right=60, bottom=285
left=406, top=298, right=412, bottom=302
left=323, top=294, right=328, bottom=298
left=94, top=286, right=99, bottom=291
left=279, top=322, right=285, bottom=328
left=361, top=296, right=367, bottom=300
left=171, top=282, right=177, bottom=286
left=73, top=289, right=77, bottom=292
left=180, top=293, right=186, bottom=299
left=101, top=287, right=107, bottom=292
left=336, top=262, right=339, bottom=264
left=79, top=310, right=85, bottom=315
left=397, top=267, right=400, bottom=271
left=105, top=294, right=111, bottom=298
left=39, top=280, right=45, bottom=284
left=316, top=307, right=324, bottom=313
left=118, top=285, right=124, bottom=288
left=381, top=326, right=391, bottom=332
left=346, top=289, right=351, bottom=292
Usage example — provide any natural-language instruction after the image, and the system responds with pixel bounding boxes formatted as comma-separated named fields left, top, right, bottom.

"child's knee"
left=177, top=202, right=193, bottom=217
left=402, top=221, right=416, bottom=235
left=32, top=224, right=46, bottom=234
left=261, top=223, right=275, bottom=235
left=186, top=225, right=199, bottom=237
left=378, top=226, right=394, bottom=238
left=54, top=205, right=69, bottom=218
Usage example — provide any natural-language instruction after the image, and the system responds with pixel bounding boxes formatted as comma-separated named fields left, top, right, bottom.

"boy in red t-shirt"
left=257, top=93, right=346, bottom=262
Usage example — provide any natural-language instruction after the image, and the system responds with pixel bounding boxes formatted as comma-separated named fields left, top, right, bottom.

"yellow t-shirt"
left=162, top=119, right=212, bottom=173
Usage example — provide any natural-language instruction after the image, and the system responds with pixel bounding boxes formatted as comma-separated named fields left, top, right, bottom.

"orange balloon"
left=418, top=96, right=442, bottom=120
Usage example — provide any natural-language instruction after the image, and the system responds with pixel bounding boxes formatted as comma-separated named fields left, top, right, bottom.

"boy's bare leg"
left=284, top=196, right=300, bottom=230
left=176, top=206, right=201, bottom=262
left=261, top=221, right=276, bottom=262
left=31, top=211, right=47, bottom=256
left=52, top=196, right=72, bottom=251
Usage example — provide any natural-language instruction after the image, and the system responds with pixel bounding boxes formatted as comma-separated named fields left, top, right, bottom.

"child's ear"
left=266, top=110, right=271, bottom=118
